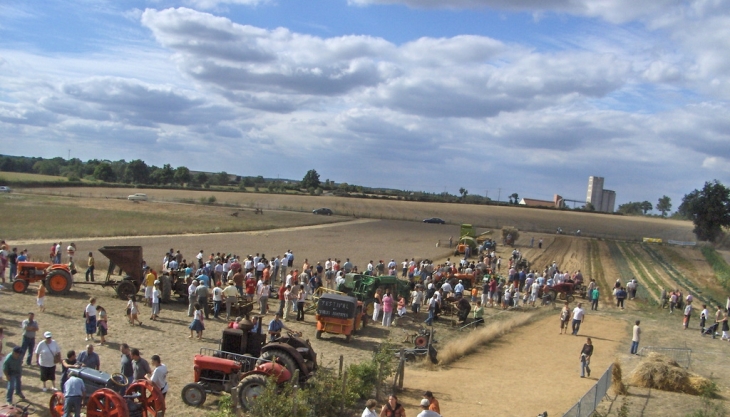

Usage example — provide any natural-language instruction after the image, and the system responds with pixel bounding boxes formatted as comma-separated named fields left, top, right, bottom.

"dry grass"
left=437, top=309, right=548, bottom=366
left=612, top=361, right=628, bottom=395
left=0, top=171, right=83, bottom=182
left=628, top=352, right=714, bottom=396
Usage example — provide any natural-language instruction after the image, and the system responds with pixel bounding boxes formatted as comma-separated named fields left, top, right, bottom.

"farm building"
left=519, top=194, right=564, bottom=208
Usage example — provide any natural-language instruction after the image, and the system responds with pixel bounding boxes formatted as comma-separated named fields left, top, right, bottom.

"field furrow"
left=618, top=243, right=663, bottom=303
left=641, top=244, right=716, bottom=306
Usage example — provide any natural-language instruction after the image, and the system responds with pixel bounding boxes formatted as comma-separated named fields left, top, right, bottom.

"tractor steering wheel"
left=111, top=372, right=129, bottom=387
left=17, top=400, right=36, bottom=415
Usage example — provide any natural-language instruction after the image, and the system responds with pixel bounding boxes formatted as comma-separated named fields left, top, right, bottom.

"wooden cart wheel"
left=48, top=391, right=65, bottom=417
left=127, top=379, right=166, bottom=417
left=86, top=388, right=129, bottom=417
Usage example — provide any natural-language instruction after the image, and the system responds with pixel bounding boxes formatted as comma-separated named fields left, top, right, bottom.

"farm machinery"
left=337, top=273, right=411, bottom=316
left=315, top=293, right=367, bottom=343
left=12, top=261, right=73, bottom=295
left=542, top=282, right=577, bottom=304
left=397, top=326, right=438, bottom=364
left=49, top=367, right=165, bottom=417
left=97, top=246, right=146, bottom=300
left=0, top=401, right=35, bottom=417
left=181, top=319, right=317, bottom=410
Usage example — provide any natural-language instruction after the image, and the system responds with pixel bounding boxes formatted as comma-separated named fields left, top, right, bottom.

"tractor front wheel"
left=12, top=279, right=28, bottom=293
left=181, top=383, right=207, bottom=407
left=46, top=270, right=72, bottom=295
left=116, top=280, right=137, bottom=300
left=237, top=374, right=268, bottom=411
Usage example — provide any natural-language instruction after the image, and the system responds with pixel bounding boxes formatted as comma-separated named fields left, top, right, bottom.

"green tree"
left=640, top=200, right=653, bottom=215
left=679, top=180, right=730, bottom=242
left=214, top=171, right=230, bottom=186
left=301, top=169, right=321, bottom=189
left=150, top=164, right=174, bottom=185
left=174, top=166, right=191, bottom=185
left=584, top=202, right=596, bottom=211
left=618, top=201, right=643, bottom=215
left=32, top=160, right=61, bottom=176
left=123, top=159, right=149, bottom=184
left=193, top=172, right=208, bottom=187
left=93, top=163, right=115, bottom=182
left=509, top=193, right=519, bottom=205
left=657, top=195, right=672, bottom=217
left=459, top=187, right=469, bottom=200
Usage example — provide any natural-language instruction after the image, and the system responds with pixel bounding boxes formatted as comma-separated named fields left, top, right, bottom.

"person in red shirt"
left=277, top=283, right=287, bottom=315
left=245, top=275, right=256, bottom=302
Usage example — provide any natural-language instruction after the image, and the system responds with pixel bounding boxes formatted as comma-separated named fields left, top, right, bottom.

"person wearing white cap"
left=34, top=331, right=61, bottom=392
left=417, top=398, right=442, bottom=417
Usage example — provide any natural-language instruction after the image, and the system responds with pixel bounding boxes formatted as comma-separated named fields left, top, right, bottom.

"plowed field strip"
left=618, top=243, right=664, bottom=303
left=641, top=244, right=716, bottom=306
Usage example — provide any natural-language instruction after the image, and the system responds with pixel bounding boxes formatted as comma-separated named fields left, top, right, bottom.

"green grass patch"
left=642, top=244, right=717, bottom=307
left=588, top=239, right=609, bottom=298
left=618, top=242, right=660, bottom=304
left=701, top=246, right=730, bottom=291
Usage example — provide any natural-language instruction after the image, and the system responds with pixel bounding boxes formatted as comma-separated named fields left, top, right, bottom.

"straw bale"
left=611, top=361, right=628, bottom=395
left=627, top=353, right=711, bottom=396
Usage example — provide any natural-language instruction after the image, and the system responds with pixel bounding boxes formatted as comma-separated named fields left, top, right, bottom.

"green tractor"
left=337, top=274, right=412, bottom=317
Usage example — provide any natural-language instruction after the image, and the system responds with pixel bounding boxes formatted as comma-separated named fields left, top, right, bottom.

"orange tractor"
left=12, top=261, right=73, bottom=295
left=49, top=367, right=165, bottom=417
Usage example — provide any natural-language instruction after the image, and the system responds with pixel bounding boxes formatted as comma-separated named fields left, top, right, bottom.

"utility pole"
left=497, top=188, right=501, bottom=202
left=485, top=190, right=489, bottom=199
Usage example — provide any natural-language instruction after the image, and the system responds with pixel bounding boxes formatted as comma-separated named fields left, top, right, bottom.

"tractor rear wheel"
left=160, top=274, right=172, bottom=303
left=46, top=270, right=72, bottom=295
left=49, top=391, right=65, bottom=417
left=237, top=374, right=267, bottom=411
left=116, top=280, right=138, bottom=300
left=181, top=383, right=206, bottom=407
left=260, top=350, right=297, bottom=378
left=12, top=279, right=28, bottom=293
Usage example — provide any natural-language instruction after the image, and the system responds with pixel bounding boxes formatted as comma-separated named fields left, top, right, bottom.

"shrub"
left=208, top=195, right=217, bottom=204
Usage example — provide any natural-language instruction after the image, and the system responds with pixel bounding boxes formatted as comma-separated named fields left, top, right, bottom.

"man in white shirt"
left=571, top=303, right=586, bottom=335
left=147, top=355, right=168, bottom=398
left=630, top=320, right=641, bottom=354
left=34, top=331, right=61, bottom=392
left=222, top=281, right=239, bottom=320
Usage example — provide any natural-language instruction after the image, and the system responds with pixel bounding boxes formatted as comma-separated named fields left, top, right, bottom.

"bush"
left=208, top=195, right=217, bottom=204
left=244, top=377, right=308, bottom=417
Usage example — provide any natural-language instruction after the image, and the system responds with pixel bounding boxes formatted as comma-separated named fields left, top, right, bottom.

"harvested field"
left=19, top=186, right=696, bottom=241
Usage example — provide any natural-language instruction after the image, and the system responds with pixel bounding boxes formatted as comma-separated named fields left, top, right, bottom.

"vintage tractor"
left=12, top=262, right=72, bottom=295
left=454, top=236, right=479, bottom=256
left=542, top=282, right=577, bottom=304
left=315, top=293, right=366, bottom=343
left=337, top=273, right=411, bottom=316
left=0, top=401, right=35, bottom=417
left=49, top=367, right=165, bottom=417
left=97, top=246, right=146, bottom=300
left=182, top=319, right=317, bottom=410
left=181, top=348, right=291, bottom=410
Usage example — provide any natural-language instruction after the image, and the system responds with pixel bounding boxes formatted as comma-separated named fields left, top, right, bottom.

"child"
left=127, top=295, right=142, bottom=326
left=396, top=296, right=407, bottom=317
left=96, top=306, right=108, bottom=345
left=471, top=286, right=478, bottom=303
left=37, top=283, right=46, bottom=312
left=189, top=303, right=205, bottom=340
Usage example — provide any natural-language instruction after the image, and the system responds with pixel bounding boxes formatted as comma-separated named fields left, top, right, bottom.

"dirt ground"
left=398, top=314, right=627, bottom=416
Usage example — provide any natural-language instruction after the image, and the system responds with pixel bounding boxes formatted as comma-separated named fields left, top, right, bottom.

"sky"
left=1, top=0, right=730, bottom=209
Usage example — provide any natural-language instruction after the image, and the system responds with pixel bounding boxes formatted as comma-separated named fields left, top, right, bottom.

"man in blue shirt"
left=77, top=344, right=100, bottom=370
left=267, top=313, right=295, bottom=342
left=63, top=372, right=86, bottom=417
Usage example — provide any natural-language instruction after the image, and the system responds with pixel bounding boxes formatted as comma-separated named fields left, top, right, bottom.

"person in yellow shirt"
left=85, top=252, right=95, bottom=282
left=144, top=267, right=156, bottom=307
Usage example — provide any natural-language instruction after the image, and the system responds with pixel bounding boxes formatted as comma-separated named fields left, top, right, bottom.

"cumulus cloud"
left=183, top=0, right=270, bottom=10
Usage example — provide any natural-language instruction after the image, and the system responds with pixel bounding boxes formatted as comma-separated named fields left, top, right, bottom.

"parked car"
left=127, top=193, right=148, bottom=201
left=423, top=217, right=445, bottom=224
left=313, top=208, right=333, bottom=215
left=0, top=186, right=11, bottom=193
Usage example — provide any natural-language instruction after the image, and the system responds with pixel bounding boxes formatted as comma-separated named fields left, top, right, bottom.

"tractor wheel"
left=45, top=270, right=72, bottom=295
left=363, top=299, right=375, bottom=316
left=126, top=379, right=166, bottom=417
left=116, top=280, right=138, bottom=300
left=548, top=290, right=557, bottom=303
left=260, top=349, right=297, bottom=377
left=49, top=391, right=65, bottom=417
left=12, top=279, right=28, bottom=293
left=567, top=295, right=575, bottom=303
left=361, top=313, right=368, bottom=328
left=160, top=274, right=172, bottom=303
left=316, top=330, right=323, bottom=339
left=181, top=383, right=207, bottom=407
left=237, top=374, right=268, bottom=411
left=87, top=388, right=129, bottom=417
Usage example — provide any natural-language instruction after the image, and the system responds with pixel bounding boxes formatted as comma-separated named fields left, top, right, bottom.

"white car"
left=127, top=193, right=148, bottom=201
left=0, top=186, right=10, bottom=193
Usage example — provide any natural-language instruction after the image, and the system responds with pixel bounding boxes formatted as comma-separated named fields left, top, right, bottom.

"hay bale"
left=612, top=361, right=628, bottom=395
left=628, top=353, right=711, bottom=396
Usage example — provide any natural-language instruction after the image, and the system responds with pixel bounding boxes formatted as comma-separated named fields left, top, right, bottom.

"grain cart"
left=49, top=367, right=165, bottom=417
left=12, top=261, right=72, bottom=295
left=337, top=274, right=411, bottom=316
left=315, top=293, right=366, bottom=343
left=97, top=246, right=145, bottom=300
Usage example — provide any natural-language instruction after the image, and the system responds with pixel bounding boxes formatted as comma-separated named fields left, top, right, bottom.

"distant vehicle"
left=0, top=186, right=11, bottom=193
left=127, top=193, right=148, bottom=201
left=423, top=218, right=445, bottom=224
left=313, top=208, right=333, bottom=215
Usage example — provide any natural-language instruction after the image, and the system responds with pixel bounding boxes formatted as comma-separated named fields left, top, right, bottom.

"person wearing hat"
left=422, top=391, right=440, bottom=414
left=34, top=331, right=61, bottom=392
left=3, top=346, right=25, bottom=403
left=417, top=398, right=441, bottom=417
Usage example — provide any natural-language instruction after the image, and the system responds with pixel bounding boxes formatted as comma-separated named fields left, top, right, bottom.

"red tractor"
left=12, top=261, right=73, bottom=295
left=182, top=319, right=317, bottom=410
left=48, top=367, right=165, bottom=417
left=0, top=401, right=35, bottom=417
left=542, top=282, right=577, bottom=303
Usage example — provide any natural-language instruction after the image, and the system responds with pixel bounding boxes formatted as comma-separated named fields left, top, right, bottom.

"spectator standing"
left=669, top=292, right=678, bottom=313
left=127, top=296, right=142, bottom=326
left=85, top=252, right=95, bottom=282
left=296, top=285, right=306, bottom=322
left=372, top=289, right=383, bottom=322
left=559, top=302, right=571, bottom=335
left=684, top=302, right=693, bottom=329
left=34, top=331, right=61, bottom=392
left=362, top=399, right=378, bottom=417
left=37, top=284, right=46, bottom=312
left=96, top=305, right=108, bottom=345
left=131, top=348, right=151, bottom=381
left=84, top=298, right=97, bottom=342
left=187, top=280, right=198, bottom=317
left=189, top=304, right=205, bottom=340
left=631, top=320, right=641, bottom=354
left=580, top=338, right=593, bottom=378
left=417, top=399, right=441, bottom=417
left=590, top=286, right=599, bottom=311
left=259, top=280, right=270, bottom=315
left=147, top=355, right=168, bottom=398
left=63, top=371, right=85, bottom=417
left=195, top=281, right=211, bottom=319
left=150, top=282, right=161, bottom=321
left=379, top=394, right=406, bottom=417
left=571, top=303, right=586, bottom=336
left=60, top=350, right=80, bottom=389
left=382, top=292, right=394, bottom=327
left=119, top=344, right=134, bottom=382
left=3, top=346, right=25, bottom=403
left=212, top=283, right=223, bottom=319
left=20, top=313, right=39, bottom=365
left=223, top=281, right=238, bottom=320
left=700, top=305, right=709, bottom=334
left=616, top=287, right=627, bottom=309
left=77, top=344, right=100, bottom=370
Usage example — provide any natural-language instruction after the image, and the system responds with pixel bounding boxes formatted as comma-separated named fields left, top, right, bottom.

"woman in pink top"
left=381, top=292, right=394, bottom=327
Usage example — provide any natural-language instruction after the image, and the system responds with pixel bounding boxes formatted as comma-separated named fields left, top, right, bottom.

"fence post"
left=339, top=354, right=344, bottom=378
